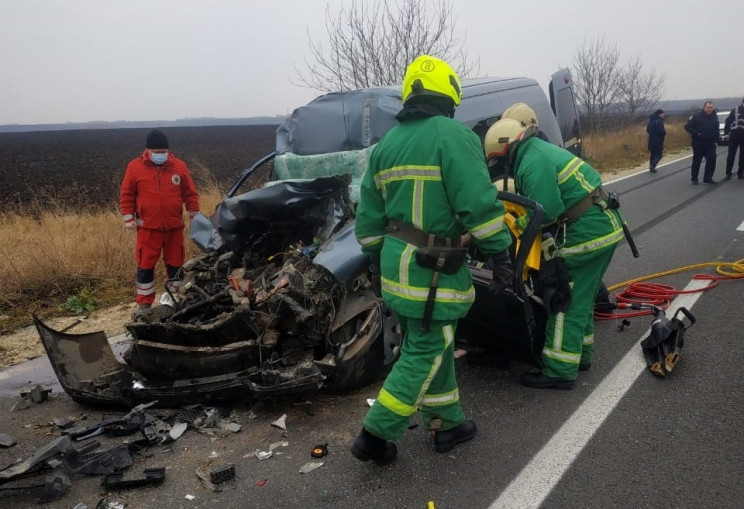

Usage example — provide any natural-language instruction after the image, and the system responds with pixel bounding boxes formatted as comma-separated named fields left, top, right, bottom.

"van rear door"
left=549, top=69, right=582, bottom=157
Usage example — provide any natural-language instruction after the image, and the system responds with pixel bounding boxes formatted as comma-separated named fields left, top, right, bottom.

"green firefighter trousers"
left=541, top=246, right=617, bottom=380
left=363, top=316, right=465, bottom=441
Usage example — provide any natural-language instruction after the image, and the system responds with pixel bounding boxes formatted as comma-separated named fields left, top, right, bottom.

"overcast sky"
left=1, top=0, right=742, bottom=125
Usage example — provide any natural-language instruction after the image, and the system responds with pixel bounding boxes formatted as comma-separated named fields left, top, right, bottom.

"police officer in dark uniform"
left=646, top=109, right=666, bottom=173
left=723, top=97, right=744, bottom=180
left=684, top=101, right=720, bottom=184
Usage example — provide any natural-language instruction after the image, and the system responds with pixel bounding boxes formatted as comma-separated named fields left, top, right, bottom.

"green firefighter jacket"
left=514, top=137, right=624, bottom=261
left=355, top=115, right=512, bottom=321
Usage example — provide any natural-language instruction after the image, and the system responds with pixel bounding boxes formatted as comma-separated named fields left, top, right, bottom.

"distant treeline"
left=636, top=97, right=740, bottom=116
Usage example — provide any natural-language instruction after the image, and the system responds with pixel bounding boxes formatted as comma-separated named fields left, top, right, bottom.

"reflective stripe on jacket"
left=514, top=137, right=623, bottom=261
left=355, top=115, right=512, bottom=320
left=120, top=151, right=200, bottom=231
left=724, top=104, right=744, bottom=137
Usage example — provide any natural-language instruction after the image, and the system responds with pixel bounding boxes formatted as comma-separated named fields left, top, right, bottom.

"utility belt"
left=386, top=219, right=467, bottom=249
left=550, top=186, right=639, bottom=258
left=386, top=219, right=469, bottom=331
left=562, top=186, right=615, bottom=225
left=386, top=219, right=469, bottom=275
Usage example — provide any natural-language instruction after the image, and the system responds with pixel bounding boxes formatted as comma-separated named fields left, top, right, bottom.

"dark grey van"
left=276, top=68, right=582, bottom=158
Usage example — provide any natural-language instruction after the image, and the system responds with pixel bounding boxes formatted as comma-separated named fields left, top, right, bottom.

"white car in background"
left=718, top=110, right=729, bottom=145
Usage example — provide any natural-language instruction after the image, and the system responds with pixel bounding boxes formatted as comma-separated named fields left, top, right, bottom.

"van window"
left=554, top=87, right=580, bottom=149
left=472, top=116, right=501, bottom=145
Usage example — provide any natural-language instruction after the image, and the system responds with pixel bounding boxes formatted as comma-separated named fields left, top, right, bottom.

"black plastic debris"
left=617, top=319, right=631, bottom=332
left=70, top=444, right=133, bottom=475
left=209, top=464, right=236, bottom=484
left=0, top=436, right=134, bottom=503
left=102, top=468, right=165, bottom=489
left=310, top=444, right=328, bottom=458
left=41, top=467, right=71, bottom=503
left=20, top=384, right=51, bottom=404
left=62, top=401, right=157, bottom=441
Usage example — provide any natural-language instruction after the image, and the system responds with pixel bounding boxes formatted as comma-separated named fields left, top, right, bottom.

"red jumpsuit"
left=120, top=150, right=200, bottom=305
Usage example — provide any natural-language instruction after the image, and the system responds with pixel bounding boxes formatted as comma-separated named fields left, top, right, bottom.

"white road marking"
left=489, top=278, right=710, bottom=509
left=737, top=219, right=744, bottom=232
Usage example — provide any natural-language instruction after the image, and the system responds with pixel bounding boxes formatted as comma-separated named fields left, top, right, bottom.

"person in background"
left=684, top=101, right=720, bottom=184
left=723, top=97, right=744, bottom=180
left=120, top=129, right=200, bottom=312
left=484, top=117, right=626, bottom=390
left=646, top=109, right=666, bottom=173
left=352, top=55, right=513, bottom=464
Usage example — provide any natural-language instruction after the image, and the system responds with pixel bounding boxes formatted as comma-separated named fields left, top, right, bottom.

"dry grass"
left=583, top=118, right=690, bottom=171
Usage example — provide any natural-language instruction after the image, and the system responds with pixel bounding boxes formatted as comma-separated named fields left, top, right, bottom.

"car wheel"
left=326, top=310, right=392, bottom=392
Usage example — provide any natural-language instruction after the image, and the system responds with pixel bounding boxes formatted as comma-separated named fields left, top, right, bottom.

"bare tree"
left=572, top=36, right=622, bottom=133
left=617, top=54, right=665, bottom=125
left=296, top=0, right=478, bottom=92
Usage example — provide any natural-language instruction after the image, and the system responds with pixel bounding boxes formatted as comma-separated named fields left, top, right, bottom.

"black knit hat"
left=145, top=129, right=169, bottom=149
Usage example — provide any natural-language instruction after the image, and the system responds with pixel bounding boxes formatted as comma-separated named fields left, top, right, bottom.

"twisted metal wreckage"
left=34, top=174, right=404, bottom=408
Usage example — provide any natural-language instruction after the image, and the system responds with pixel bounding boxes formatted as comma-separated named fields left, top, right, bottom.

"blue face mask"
left=150, top=152, right=168, bottom=165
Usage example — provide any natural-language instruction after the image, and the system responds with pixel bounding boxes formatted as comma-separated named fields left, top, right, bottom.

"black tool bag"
left=414, top=247, right=468, bottom=275
left=539, top=256, right=572, bottom=314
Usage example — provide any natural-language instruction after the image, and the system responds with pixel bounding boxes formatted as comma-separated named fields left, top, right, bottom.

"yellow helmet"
left=401, top=55, right=462, bottom=106
left=502, top=102, right=539, bottom=128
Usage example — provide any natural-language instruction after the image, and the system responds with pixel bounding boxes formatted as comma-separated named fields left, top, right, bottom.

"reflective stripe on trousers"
left=541, top=246, right=616, bottom=379
left=362, top=316, right=466, bottom=441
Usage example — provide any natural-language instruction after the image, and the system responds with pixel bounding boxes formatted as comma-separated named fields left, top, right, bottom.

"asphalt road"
left=1, top=147, right=742, bottom=509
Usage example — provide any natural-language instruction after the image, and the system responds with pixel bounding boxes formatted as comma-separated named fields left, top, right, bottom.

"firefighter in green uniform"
left=484, top=116, right=625, bottom=390
left=352, top=55, right=514, bottom=465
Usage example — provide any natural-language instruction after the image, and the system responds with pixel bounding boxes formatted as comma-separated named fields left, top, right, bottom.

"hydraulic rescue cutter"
left=640, top=306, right=696, bottom=377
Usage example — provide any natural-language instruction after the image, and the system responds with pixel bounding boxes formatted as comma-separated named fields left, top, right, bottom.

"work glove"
left=124, top=221, right=136, bottom=231
left=539, top=256, right=572, bottom=314
left=488, top=250, right=514, bottom=297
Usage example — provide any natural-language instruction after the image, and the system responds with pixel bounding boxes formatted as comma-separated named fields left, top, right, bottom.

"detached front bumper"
left=33, top=315, right=325, bottom=408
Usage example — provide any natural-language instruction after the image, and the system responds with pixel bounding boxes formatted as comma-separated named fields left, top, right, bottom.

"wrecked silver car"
left=35, top=174, right=402, bottom=407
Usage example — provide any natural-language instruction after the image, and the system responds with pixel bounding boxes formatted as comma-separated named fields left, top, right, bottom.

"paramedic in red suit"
left=120, top=129, right=200, bottom=311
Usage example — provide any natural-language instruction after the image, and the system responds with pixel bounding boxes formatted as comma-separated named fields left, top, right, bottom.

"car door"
left=549, top=69, right=582, bottom=157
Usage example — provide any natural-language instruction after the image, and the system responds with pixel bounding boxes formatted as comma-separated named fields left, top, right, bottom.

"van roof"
left=276, top=76, right=543, bottom=156
left=373, top=75, right=540, bottom=99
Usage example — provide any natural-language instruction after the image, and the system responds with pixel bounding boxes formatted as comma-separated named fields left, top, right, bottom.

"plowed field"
left=0, top=125, right=278, bottom=211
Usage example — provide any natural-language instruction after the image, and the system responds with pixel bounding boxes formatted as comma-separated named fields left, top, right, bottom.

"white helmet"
left=502, top=102, right=539, bottom=128
left=484, top=118, right=535, bottom=162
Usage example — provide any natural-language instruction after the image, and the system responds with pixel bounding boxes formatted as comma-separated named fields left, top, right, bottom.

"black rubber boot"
left=433, top=419, right=477, bottom=453
left=520, top=371, right=575, bottom=390
left=578, top=362, right=591, bottom=372
left=351, top=428, right=397, bottom=465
